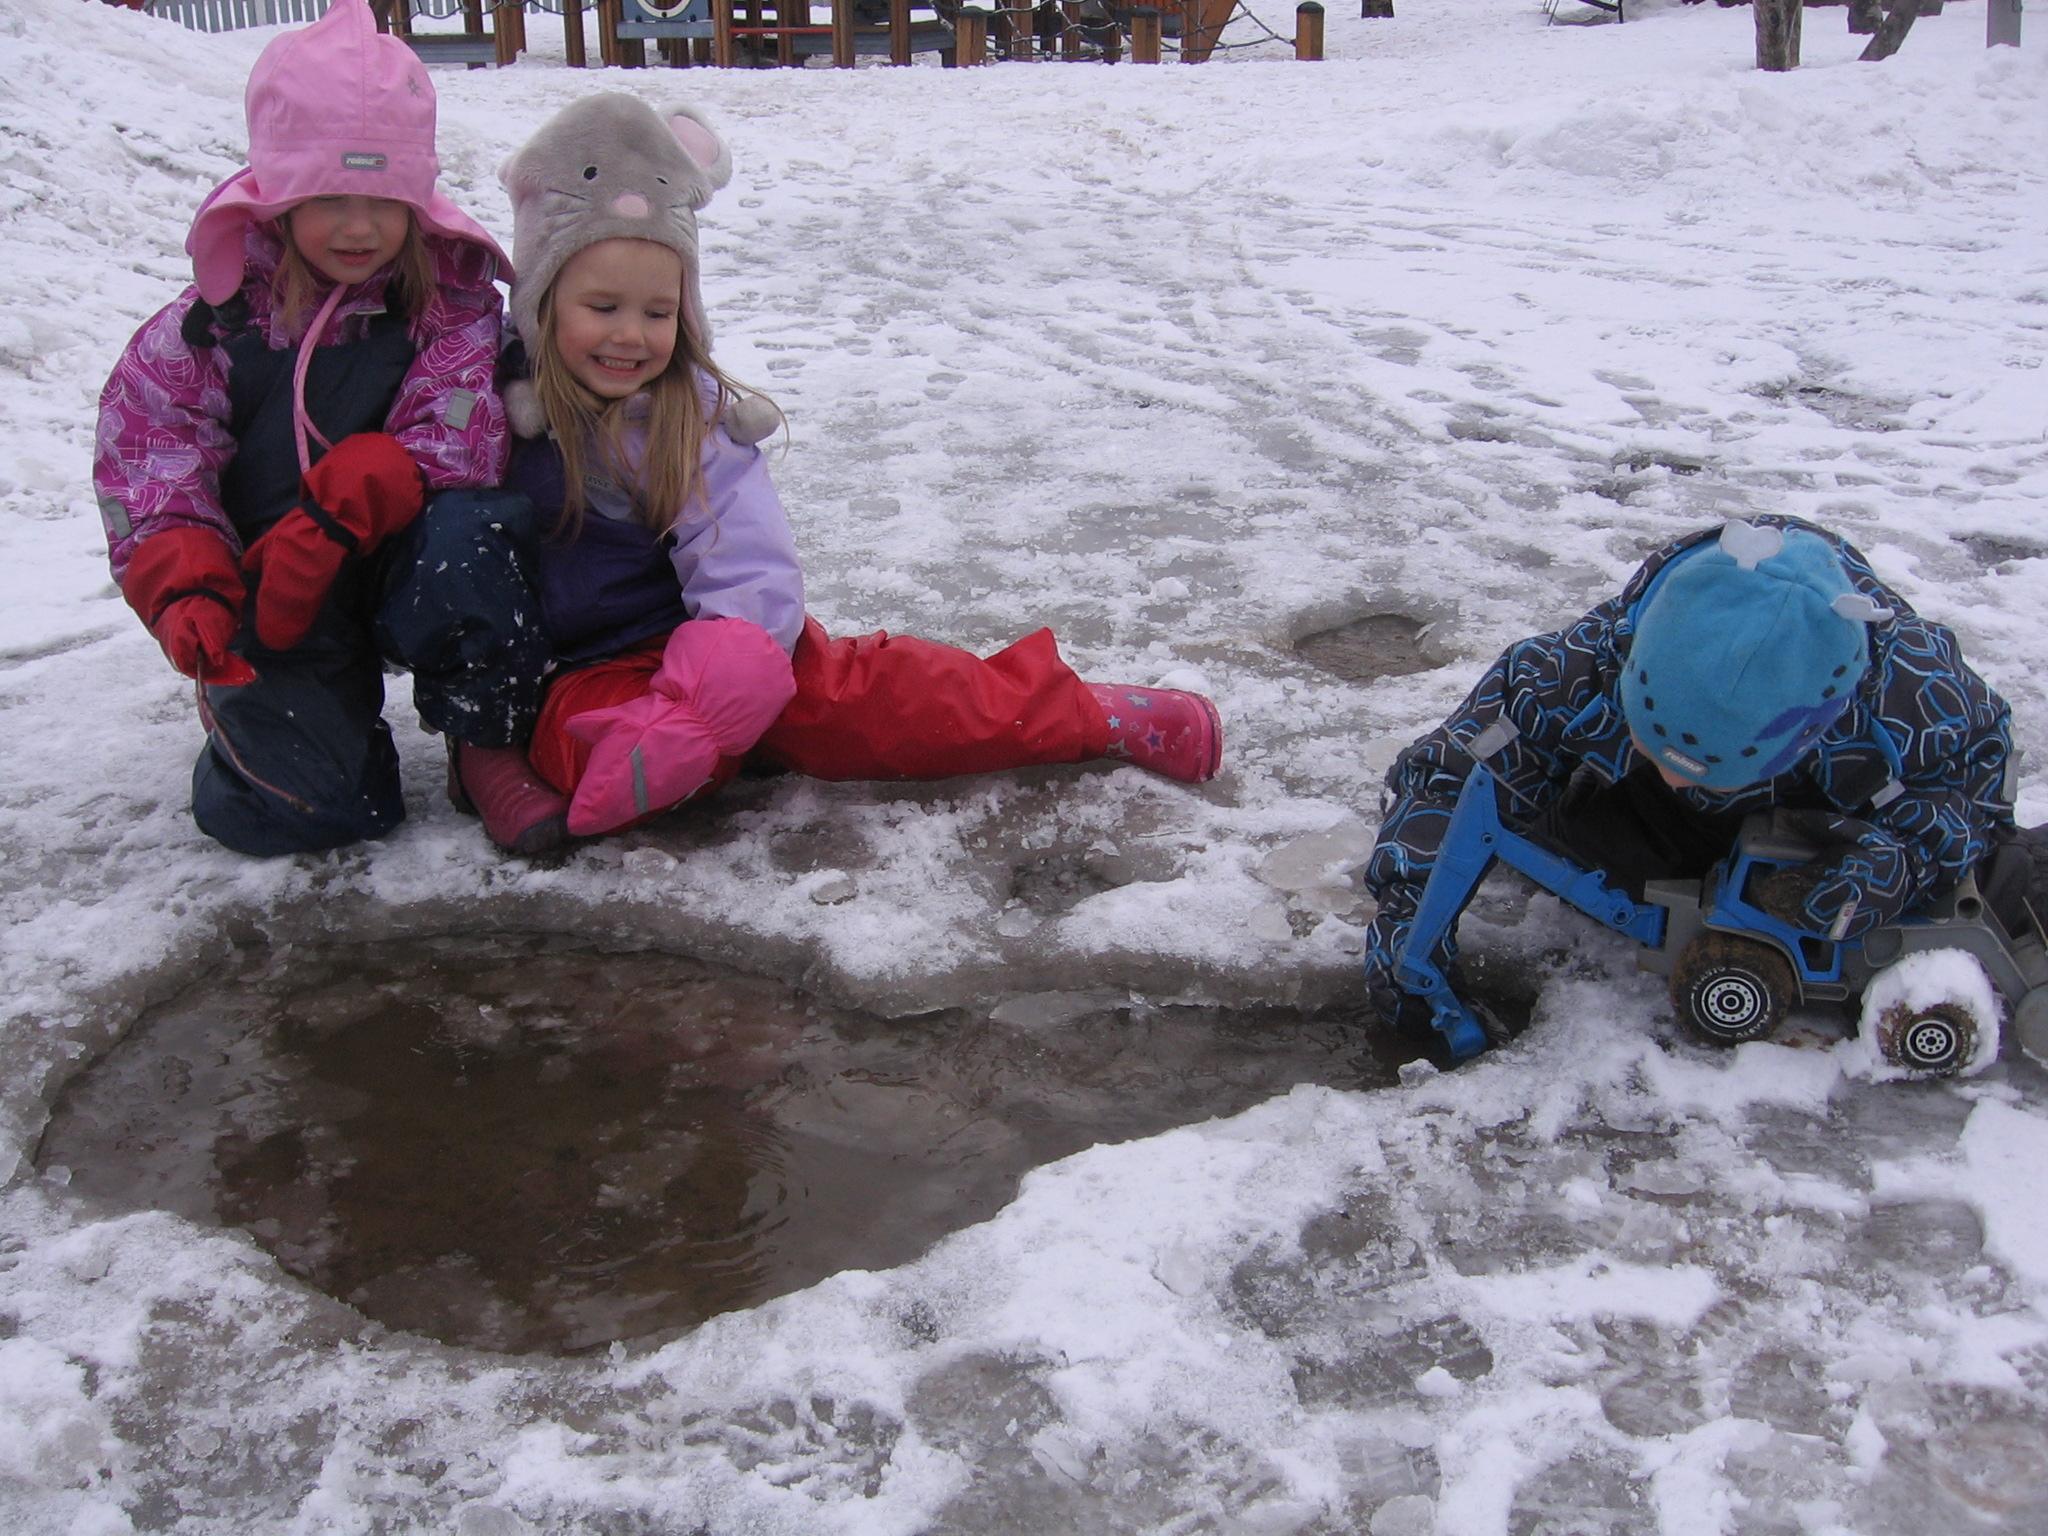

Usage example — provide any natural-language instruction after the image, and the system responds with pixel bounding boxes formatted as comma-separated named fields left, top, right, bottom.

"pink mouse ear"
left=668, top=114, right=723, bottom=172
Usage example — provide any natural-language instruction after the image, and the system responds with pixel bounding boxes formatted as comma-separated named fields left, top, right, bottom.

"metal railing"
left=146, top=0, right=330, bottom=29
left=142, top=0, right=581, bottom=31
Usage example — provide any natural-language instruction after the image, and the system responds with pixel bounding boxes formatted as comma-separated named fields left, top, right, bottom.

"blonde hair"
left=271, top=209, right=435, bottom=341
left=530, top=278, right=770, bottom=541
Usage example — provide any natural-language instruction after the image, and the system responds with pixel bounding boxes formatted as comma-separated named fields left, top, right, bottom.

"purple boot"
left=447, top=740, right=572, bottom=857
left=1085, top=683, right=1223, bottom=784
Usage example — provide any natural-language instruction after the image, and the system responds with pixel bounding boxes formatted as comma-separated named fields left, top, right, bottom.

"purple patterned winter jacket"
left=93, top=224, right=509, bottom=580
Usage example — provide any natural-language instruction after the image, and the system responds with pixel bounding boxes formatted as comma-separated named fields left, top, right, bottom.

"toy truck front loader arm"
left=1393, top=763, right=1669, bottom=1060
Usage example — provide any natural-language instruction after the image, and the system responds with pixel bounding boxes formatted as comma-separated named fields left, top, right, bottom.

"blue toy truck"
left=1392, top=761, right=2048, bottom=1074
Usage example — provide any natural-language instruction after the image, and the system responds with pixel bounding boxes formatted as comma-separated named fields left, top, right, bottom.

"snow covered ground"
left=3, top=0, right=2048, bottom=1529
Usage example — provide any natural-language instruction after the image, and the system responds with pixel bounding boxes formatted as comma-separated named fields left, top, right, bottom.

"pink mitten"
left=563, top=618, right=797, bottom=836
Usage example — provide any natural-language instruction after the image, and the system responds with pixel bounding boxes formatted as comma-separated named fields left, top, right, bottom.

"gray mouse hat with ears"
left=500, top=93, right=730, bottom=357
left=498, top=93, right=778, bottom=443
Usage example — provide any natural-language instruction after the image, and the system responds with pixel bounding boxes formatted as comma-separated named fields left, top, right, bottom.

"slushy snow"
left=2, top=0, right=2047, bottom=1531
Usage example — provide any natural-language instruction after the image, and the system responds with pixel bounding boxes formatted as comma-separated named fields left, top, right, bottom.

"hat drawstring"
left=291, top=280, right=348, bottom=476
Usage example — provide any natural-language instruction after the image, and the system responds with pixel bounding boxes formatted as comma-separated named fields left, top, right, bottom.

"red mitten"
left=118, top=527, right=257, bottom=687
left=242, top=432, right=425, bottom=652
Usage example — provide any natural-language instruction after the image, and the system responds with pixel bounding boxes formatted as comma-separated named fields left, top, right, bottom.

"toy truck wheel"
left=1875, top=1003, right=1975, bottom=1078
left=1671, top=933, right=1794, bottom=1047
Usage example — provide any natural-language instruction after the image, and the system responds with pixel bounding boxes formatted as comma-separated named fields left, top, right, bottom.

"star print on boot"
left=1085, top=683, right=1223, bottom=784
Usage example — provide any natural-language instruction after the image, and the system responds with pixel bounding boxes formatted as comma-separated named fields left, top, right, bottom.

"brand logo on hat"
left=341, top=152, right=388, bottom=171
left=1659, top=746, right=1708, bottom=777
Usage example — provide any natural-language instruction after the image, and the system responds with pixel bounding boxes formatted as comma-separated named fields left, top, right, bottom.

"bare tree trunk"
left=1754, top=0, right=1801, bottom=69
left=1847, top=0, right=1881, bottom=33
left=1859, top=0, right=1918, bottom=59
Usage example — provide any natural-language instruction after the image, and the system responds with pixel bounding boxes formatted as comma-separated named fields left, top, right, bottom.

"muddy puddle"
left=1295, top=613, right=1439, bottom=682
left=36, top=934, right=1403, bottom=1356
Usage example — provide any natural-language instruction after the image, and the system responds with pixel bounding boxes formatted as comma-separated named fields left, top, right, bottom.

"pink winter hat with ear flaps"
left=184, top=0, right=509, bottom=304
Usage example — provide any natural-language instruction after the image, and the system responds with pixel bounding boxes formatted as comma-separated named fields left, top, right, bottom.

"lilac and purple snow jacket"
left=506, top=380, right=805, bottom=667
left=94, top=224, right=509, bottom=581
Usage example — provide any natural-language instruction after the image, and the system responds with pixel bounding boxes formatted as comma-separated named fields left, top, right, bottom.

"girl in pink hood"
left=94, top=0, right=563, bottom=858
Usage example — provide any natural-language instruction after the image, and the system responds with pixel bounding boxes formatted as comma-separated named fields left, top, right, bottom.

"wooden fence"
left=141, top=0, right=1238, bottom=66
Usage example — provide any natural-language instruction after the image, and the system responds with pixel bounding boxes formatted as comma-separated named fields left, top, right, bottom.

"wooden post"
left=1182, top=0, right=1233, bottom=58
left=743, top=0, right=766, bottom=65
left=1859, top=0, right=1919, bottom=58
left=1060, top=0, right=1081, bottom=58
left=712, top=0, right=735, bottom=64
left=598, top=0, right=645, bottom=63
left=494, top=0, right=522, bottom=64
left=1847, top=0, right=1879, bottom=33
left=562, top=0, right=586, bottom=65
left=1360, top=0, right=1392, bottom=16
left=1006, top=0, right=1032, bottom=57
left=832, top=0, right=855, bottom=65
left=386, top=0, right=412, bottom=39
left=462, top=0, right=486, bottom=62
left=1754, top=0, right=1800, bottom=70
left=956, top=4, right=988, bottom=62
left=1130, top=3, right=1159, bottom=60
left=779, top=0, right=805, bottom=66
left=890, top=0, right=911, bottom=62
left=1988, top=0, right=2020, bottom=45
left=1295, top=0, right=1321, bottom=58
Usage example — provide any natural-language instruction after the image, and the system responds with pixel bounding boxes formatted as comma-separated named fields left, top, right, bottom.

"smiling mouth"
left=593, top=357, right=645, bottom=374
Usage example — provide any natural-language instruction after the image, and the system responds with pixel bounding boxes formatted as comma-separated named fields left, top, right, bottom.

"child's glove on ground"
left=1362, top=920, right=1504, bottom=1058
left=1362, top=917, right=1438, bottom=1036
left=119, top=526, right=258, bottom=687
left=563, top=618, right=797, bottom=837
left=242, top=432, right=425, bottom=651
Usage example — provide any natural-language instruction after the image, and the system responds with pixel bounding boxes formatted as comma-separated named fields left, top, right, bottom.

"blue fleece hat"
left=1622, top=522, right=1887, bottom=792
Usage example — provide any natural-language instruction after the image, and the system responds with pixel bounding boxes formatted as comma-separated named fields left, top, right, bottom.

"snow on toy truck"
left=1393, top=760, right=2048, bottom=1075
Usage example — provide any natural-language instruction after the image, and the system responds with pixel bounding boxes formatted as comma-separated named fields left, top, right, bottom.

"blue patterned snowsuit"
left=1361, top=517, right=2015, bottom=1022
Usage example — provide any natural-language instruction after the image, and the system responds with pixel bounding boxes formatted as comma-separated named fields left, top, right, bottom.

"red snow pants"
left=530, top=617, right=1112, bottom=805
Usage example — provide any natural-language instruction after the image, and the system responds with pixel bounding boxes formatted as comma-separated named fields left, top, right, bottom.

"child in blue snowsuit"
left=1361, top=517, right=2016, bottom=1041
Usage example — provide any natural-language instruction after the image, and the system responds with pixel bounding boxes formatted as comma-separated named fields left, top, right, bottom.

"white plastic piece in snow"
left=1255, top=818, right=1376, bottom=898
left=1150, top=664, right=1212, bottom=696
left=1246, top=902, right=1295, bottom=943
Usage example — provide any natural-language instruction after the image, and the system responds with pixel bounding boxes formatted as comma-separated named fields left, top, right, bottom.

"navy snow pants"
left=192, top=489, right=549, bottom=858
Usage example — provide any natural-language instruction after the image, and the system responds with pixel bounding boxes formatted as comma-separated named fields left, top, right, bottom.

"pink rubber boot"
left=447, top=740, right=572, bottom=857
left=1085, top=683, right=1223, bottom=784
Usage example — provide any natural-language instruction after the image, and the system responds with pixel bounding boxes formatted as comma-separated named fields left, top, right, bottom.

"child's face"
left=551, top=240, right=684, bottom=401
left=288, top=196, right=411, bottom=287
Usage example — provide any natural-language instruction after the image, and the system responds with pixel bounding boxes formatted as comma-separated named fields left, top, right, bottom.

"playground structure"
left=141, top=0, right=1272, bottom=66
